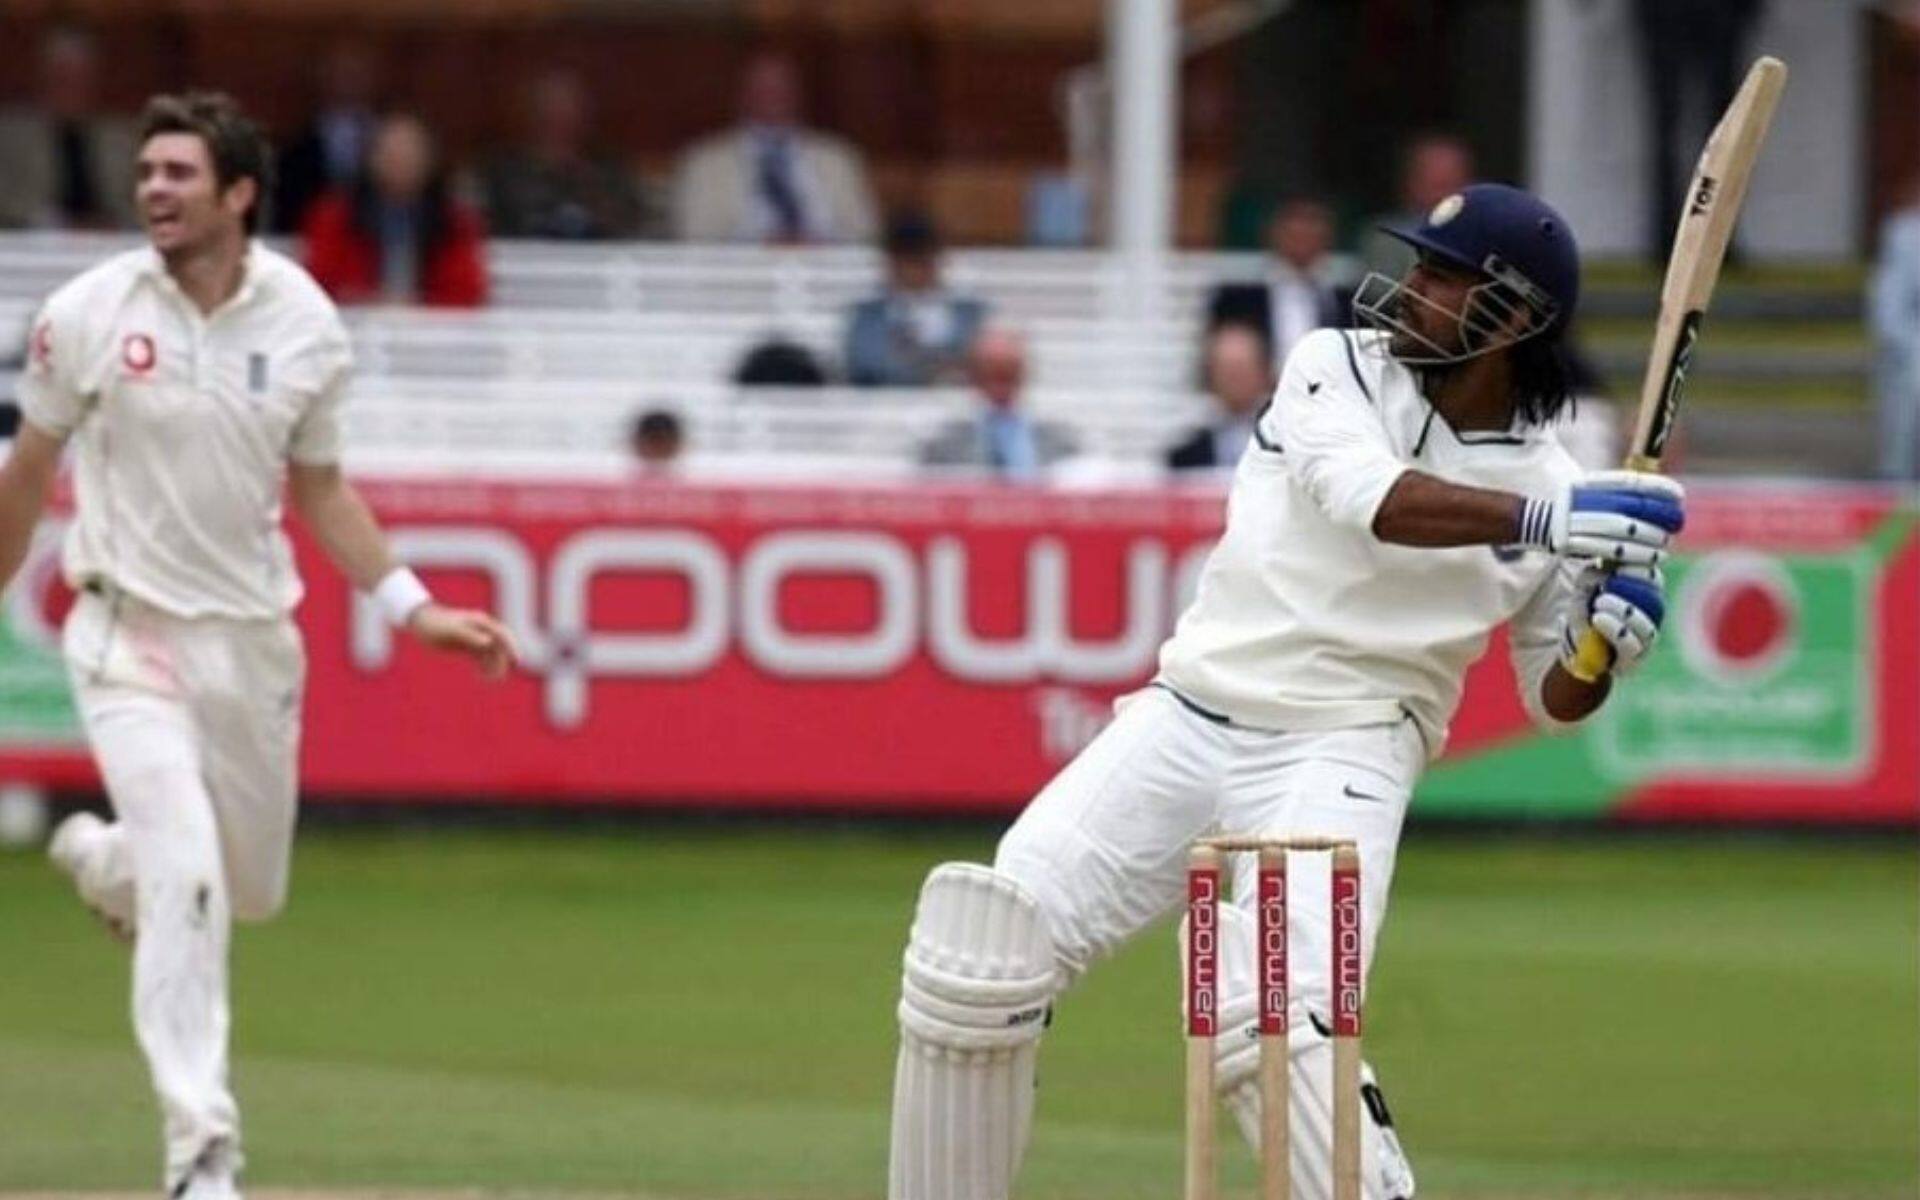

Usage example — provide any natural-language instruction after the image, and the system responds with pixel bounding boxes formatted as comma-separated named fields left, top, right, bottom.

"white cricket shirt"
left=18, top=244, right=350, bottom=619
left=1158, top=328, right=1586, bottom=754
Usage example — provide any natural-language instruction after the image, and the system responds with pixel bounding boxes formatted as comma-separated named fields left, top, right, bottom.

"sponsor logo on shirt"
left=121, top=333, right=157, bottom=377
left=248, top=352, right=269, bottom=394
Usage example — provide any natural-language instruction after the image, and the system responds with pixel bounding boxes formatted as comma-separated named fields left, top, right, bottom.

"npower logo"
left=352, top=525, right=1213, bottom=728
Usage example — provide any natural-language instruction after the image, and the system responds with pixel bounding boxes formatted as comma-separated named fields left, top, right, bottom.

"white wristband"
left=372, top=567, right=432, bottom=627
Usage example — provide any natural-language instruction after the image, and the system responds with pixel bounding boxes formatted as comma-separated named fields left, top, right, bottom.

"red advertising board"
left=1, top=478, right=1913, bottom=821
left=301, top=480, right=1223, bottom=807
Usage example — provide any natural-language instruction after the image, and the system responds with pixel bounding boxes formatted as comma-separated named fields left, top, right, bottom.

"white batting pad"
left=1223, top=1026, right=1417, bottom=1200
left=889, top=863, right=1059, bottom=1200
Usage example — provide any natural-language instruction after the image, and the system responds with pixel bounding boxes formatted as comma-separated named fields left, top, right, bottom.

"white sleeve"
left=14, top=294, right=91, bottom=438
left=288, top=332, right=352, bottom=466
left=1261, top=329, right=1407, bottom=533
left=1508, top=558, right=1583, bottom=734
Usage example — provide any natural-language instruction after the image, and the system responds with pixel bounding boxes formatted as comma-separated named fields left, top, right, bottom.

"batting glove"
left=1559, top=563, right=1668, bottom=682
left=1518, top=470, right=1686, bottom=566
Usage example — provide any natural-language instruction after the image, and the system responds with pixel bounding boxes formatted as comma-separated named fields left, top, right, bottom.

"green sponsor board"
left=1419, top=513, right=1908, bottom=820
left=1594, top=551, right=1868, bottom=777
left=0, top=616, right=80, bottom=745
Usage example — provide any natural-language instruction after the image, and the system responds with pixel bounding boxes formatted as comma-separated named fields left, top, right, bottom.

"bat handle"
left=1568, top=627, right=1613, bottom=683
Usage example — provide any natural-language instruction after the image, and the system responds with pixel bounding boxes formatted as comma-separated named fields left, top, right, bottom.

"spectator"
left=845, top=213, right=988, bottom=386
left=1631, top=0, right=1766, bottom=262
left=1871, top=186, right=1920, bottom=481
left=1358, top=134, right=1474, bottom=280
left=672, top=52, right=878, bottom=245
left=630, top=408, right=685, bottom=472
left=273, top=40, right=381, bottom=235
left=1206, top=196, right=1347, bottom=372
left=484, top=70, right=647, bottom=240
left=0, top=28, right=137, bottom=230
left=919, top=328, right=1076, bottom=480
left=301, top=113, right=489, bottom=308
left=735, top=338, right=828, bottom=386
left=1166, top=325, right=1275, bottom=474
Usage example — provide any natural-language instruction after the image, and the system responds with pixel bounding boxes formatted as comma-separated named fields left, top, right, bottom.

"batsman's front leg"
left=888, top=686, right=1230, bottom=1199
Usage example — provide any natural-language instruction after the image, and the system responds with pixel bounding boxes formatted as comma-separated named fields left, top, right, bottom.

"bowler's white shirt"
left=1158, top=328, right=1585, bottom=754
left=18, top=243, right=350, bottom=619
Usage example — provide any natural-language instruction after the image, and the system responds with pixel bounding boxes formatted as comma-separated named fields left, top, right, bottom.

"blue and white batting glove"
left=1518, top=470, right=1686, bottom=567
left=1559, top=563, right=1667, bottom=682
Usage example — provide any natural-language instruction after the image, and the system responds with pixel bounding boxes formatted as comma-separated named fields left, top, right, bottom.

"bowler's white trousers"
left=59, top=588, right=306, bottom=1187
left=994, top=685, right=1422, bottom=1197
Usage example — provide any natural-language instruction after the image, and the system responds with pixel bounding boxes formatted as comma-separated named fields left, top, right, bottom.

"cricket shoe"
left=47, top=811, right=135, bottom=944
left=168, top=1142, right=241, bottom=1200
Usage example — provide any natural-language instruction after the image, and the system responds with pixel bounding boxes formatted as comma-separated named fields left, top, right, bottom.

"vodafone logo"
left=1676, top=551, right=1799, bottom=685
left=121, top=333, right=157, bottom=376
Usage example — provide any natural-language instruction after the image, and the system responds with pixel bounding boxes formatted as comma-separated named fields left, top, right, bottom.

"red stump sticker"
left=1258, top=855, right=1288, bottom=1037
left=1332, top=859, right=1362, bottom=1038
left=1186, top=863, right=1220, bottom=1038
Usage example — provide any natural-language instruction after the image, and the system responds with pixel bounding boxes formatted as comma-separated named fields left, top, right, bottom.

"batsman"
left=885, top=184, right=1687, bottom=1199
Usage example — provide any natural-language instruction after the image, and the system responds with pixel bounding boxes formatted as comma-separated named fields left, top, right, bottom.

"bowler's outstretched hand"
left=408, top=604, right=517, bottom=679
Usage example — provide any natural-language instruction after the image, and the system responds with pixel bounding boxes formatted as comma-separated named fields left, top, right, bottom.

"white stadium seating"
left=0, top=234, right=1255, bottom=477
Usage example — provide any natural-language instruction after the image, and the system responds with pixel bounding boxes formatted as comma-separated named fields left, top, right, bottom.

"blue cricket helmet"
left=1382, top=183, right=1581, bottom=334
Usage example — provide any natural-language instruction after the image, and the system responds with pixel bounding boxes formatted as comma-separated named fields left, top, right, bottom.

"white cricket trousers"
left=59, top=587, right=306, bottom=1186
left=994, top=686, right=1424, bottom=1197
left=998, top=686, right=1422, bottom=986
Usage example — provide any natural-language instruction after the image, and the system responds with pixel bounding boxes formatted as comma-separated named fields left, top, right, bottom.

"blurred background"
left=0, top=1, right=1913, bottom=1198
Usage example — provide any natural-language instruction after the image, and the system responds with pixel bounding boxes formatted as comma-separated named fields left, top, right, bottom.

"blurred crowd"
left=1, top=5, right=1909, bottom=482
left=0, top=32, right=884, bottom=300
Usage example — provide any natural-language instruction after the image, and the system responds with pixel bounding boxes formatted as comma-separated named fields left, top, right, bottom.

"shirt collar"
left=1438, top=407, right=1533, bottom=447
left=136, top=240, right=268, bottom=313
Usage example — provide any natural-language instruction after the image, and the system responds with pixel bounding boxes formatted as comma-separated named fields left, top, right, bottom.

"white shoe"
left=48, top=812, right=134, bottom=943
left=169, top=1154, right=241, bottom=1200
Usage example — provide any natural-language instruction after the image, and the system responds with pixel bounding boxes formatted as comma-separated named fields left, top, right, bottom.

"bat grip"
left=1568, top=627, right=1613, bottom=683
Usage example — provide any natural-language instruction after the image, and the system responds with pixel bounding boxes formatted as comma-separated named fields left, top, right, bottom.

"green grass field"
left=1, top=823, right=1914, bottom=1199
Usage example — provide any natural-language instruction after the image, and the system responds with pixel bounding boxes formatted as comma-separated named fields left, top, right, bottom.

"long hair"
left=1507, top=333, right=1577, bottom=427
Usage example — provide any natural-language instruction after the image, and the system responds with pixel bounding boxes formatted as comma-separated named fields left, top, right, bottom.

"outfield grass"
left=0, top=824, right=1913, bottom=1199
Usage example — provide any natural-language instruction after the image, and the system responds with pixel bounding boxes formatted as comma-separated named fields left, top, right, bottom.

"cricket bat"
left=1568, top=56, right=1787, bottom=684
left=1624, top=55, right=1788, bottom=471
